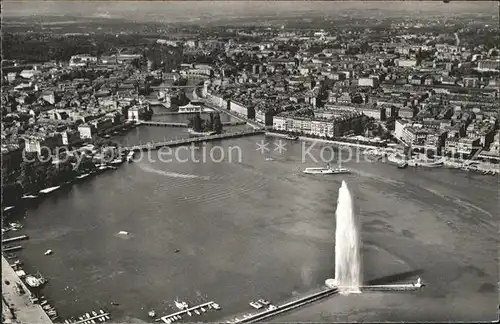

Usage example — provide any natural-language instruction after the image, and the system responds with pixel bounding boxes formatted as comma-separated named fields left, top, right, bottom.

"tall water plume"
left=334, top=180, right=362, bottom=293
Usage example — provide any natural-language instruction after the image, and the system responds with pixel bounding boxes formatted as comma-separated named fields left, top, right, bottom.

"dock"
left=3, top=245, right=23, bottom=252
left=70, top=311, right=111, bottom=324
left=360, top=284, right=424, bottom=291
left=233, top=288, right=339, bottom=323
left=2, top=235, right=29, bottom=244
left=156, top=301, right=219, bottom=323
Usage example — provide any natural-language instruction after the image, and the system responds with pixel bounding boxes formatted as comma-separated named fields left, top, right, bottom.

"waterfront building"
left=310, top=119, right=336, bottom=137
left=395, top=119, right=410, bottom=141
left=273, top=116, right=287, bottom=131
left=456, top=137, right=481, bottom=155
left=255, top=109, right=274, bottom=126
left=22, top=134, right=63, bottom=154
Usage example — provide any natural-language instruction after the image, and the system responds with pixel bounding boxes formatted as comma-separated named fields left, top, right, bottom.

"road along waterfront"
left=6, top=130, right=499, bottom=322
left=2, top=256, right=53, bottom=324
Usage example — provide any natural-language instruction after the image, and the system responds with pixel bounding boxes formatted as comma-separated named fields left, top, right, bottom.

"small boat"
left=211, top=303, right=221, bottom=310
left=174, top=299, right=187, bottom=310
left=9, top=222, right=23, bottom=230
left=25, top=275, right=47, bottom=288
left=104, top=315, right=110, bottom=320
left=285, top=135, right=299, bottom=140
left=110, top=158, right=124, bottom=166
left=165, top=319, right=172, bottom=324
left=3, top=206, right=16, bottom=212
left=200, top=307, right=206, bottom=312
left=77, top=174, right=90, bottom=180
left=148, top=310, right=156, bottom=318
left=126, top=151, right=135, bottom=162
left=111, top=301, right=119, bottom=306
left=265, top=157, right=274, bottom=161
left=39, top=186, right=61, bottom=194
left=92, top=311, right=98, bottom=316
left=187, top=311, right=192, bottom=316
left=86, top=313, right=91, bottom=318
left=99, top=310, right=105, bottom=314
left=302, top=165, right=350, bottom=175
left=194, top=309, right=200, bottom=315
left=249, top=301, right=263, bottom=309
left=44, top=249, right=53, bottom=256
left=118, top=231, right=129, bottom=236
left=22, top=194, right=39, bottom=199
left=397, top=161, right=408, bottom=169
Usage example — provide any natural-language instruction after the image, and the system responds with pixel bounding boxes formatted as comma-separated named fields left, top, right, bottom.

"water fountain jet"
left=326, top=180, right=362, bottom=294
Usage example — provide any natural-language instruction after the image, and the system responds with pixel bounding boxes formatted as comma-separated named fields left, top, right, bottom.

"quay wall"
left=1, top=256, right=53, bottom=324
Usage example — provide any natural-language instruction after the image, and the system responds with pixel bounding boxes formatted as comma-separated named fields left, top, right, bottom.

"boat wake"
left=139, top=165, right=210, bottom=180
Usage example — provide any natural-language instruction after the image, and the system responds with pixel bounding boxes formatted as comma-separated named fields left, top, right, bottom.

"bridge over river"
left=138, top=121, right=247, bottom=128
left=126, top=129, right=265, bottom=151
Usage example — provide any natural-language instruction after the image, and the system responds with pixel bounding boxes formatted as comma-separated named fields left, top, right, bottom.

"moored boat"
left=25, top=274, right=47, bottom=288
left=397, top=161, right=408, bottom=169
left=21, top=194, right=39, bottom=199
left=76, top=174, right=90, bottom=180
left=126, top=151, right=135, bottom=162
left=110, top=158, right=124, bottom=166
left=408, top=159, right=444, bottom=168
left=39, top=186, right=61, bottom=195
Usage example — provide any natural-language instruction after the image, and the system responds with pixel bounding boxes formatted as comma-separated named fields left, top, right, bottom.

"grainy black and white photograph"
left=1, top=0, right=499, bottom=323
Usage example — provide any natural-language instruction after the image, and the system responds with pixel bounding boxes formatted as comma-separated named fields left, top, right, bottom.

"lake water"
left=8, top=128, right=499, bottom=322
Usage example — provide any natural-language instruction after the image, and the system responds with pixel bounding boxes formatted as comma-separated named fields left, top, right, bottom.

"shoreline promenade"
left=1, top=256, right=53, bottom=324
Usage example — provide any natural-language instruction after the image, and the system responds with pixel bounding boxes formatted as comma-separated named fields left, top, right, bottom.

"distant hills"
left=3, top=0, right=497, bottom=23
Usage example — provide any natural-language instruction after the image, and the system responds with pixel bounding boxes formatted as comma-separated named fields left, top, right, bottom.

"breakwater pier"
left=2, top=235, right=29, bottom=244
left=156, top=301, right=221, bottom=323
left=126, top=129, right=264, bottom=151
left=232, top=288, right=339, bottom=323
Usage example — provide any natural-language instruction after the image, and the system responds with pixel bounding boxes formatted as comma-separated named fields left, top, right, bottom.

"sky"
left=2, top=1, right=498, bottom=21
